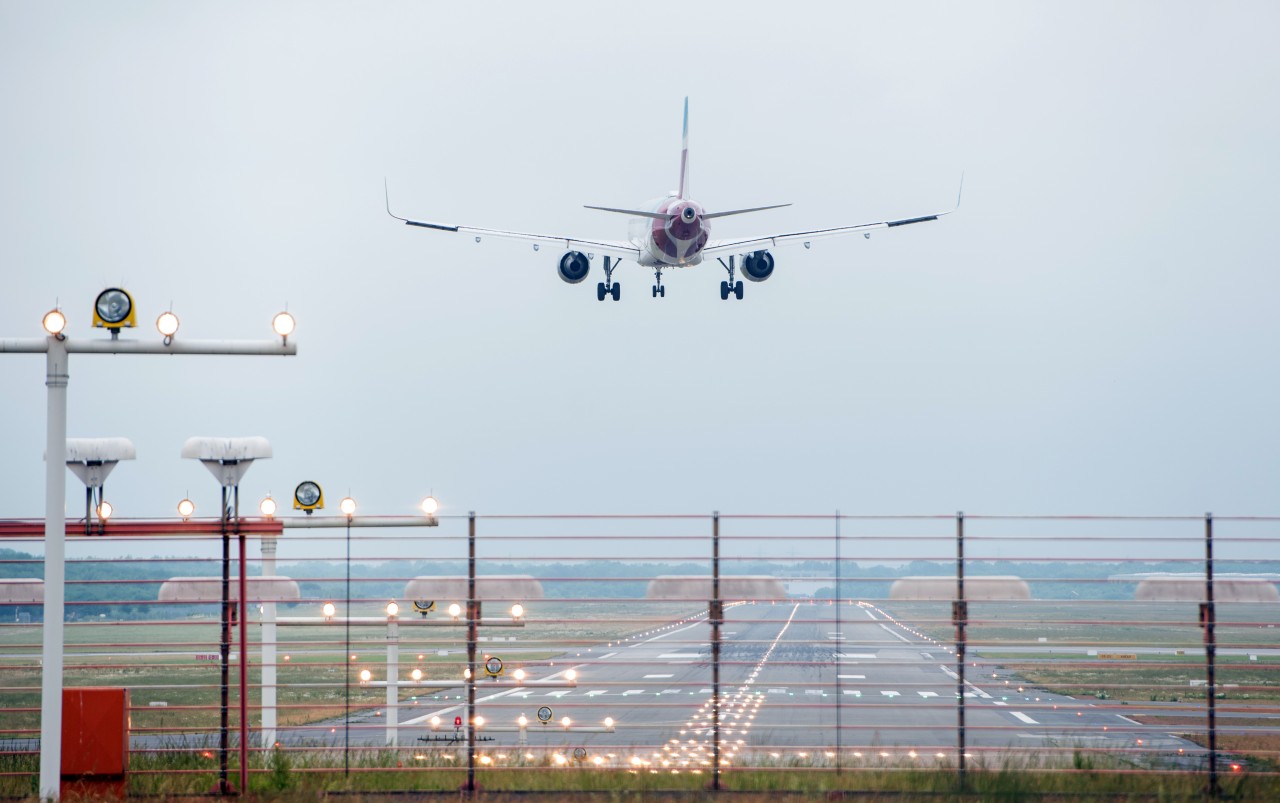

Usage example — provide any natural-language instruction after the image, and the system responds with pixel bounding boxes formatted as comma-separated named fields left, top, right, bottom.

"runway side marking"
left=643, top=673, right=674, bottom=679
left=643, top=621, right=704, bottom=644
left=622, top=689, right=645, bottom=696
left=598, top=652, right=618, bottom=660
left=1116, top=715, right=1141, bottom=725
left=837, top=674, right=865, bottom=680
left=918, top=691, right=939, bottom=698
left=1010, top=711, right=1038, bottom=725
left=881, top=691, right=901, bottom=698
left=844, top=690, right=862, bottom=697
left=585, top=690, right=608, bottom=697
left=863, top=608, right=878, bottom=620
left=879, top=624, right=912, bottom=643
left=403, top=688, right=517, bottom=726
left=659, top=653, right=702, bottom=660
left=544, top=690, right=571, bottom=698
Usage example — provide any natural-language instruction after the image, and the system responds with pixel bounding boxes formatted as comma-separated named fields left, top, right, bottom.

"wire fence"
left=1, top=512, right=1278, bottom=797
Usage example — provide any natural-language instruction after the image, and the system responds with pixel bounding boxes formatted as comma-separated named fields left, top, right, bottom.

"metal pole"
left=711, top=511, right=721, bottom=793
left=834, top=510, right=841, bottom=775
left=344, top=515, right=351, bottom=777
left=260, top=536, right=278, bottom=749
left=1204, top=513, right=1218, bottom=797
left=955, top=511, right=966, bottom=790
left=219, top=486, right=231, bottom=793
left=236, top=486, right=249, bottom=793
left=386, top=617, right=399, bottom=747
left=466, top=512, right=477, bottom=795
left=38, top=337, right=68, bottom=802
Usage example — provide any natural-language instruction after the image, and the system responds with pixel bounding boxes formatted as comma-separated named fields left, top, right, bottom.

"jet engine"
left=557, top=251, right=590, bottom=284
left=741, top=250, right=775, bottom=282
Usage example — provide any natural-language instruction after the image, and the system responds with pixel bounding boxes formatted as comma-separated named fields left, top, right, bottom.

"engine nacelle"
left=741, top=250, right=775, bottom=282
left=557, top=251, right=591, bottom=284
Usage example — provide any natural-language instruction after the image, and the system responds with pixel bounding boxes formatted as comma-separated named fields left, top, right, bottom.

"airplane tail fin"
left=677, top=97, right=689, bottom=199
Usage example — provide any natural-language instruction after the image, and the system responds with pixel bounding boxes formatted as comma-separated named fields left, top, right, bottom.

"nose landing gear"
left=652, top=269, right=666, bottom=298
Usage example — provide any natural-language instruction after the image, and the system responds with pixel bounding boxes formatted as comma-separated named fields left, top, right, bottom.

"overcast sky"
left=3, top=3, right=1278, bottom=563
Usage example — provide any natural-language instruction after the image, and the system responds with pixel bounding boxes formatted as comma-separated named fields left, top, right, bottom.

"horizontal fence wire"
left=0, top=513, right=1277, bottom=797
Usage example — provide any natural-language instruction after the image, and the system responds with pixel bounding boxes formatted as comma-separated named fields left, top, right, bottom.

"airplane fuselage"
left=630, top=195, right=709, bottom=268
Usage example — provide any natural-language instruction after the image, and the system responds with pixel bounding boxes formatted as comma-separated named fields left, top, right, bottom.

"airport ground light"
left=2, top=293, right=296, bottom=802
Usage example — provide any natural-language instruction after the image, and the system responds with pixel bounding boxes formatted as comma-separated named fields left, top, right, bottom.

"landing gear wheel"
left=611, top=283, right=621, bottom=301
left=652, top=285, right=658, bottom=298
left=720, top=281, right=729, bottom=300
left=734, top=281, right=744, bottom=300
left=597, top=282, right=607, bottom=301
left=659, top=286, right=665, bottom=298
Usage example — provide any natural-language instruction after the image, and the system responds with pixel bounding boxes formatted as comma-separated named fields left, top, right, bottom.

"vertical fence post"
left=711, top=511, right=722, bottom=792
left=235, top=485, right=249, bottom=794
left=466, top=512, right=477, bottom=795
left=834, top=510, right=842, bottom=776
left=260, top=535, right=278, bottom=750
left=1203, top=512, right=1218, bottom=797
left=343, top=511, right=352, bottom=778
left=219, top=485, right=232, bottom=793
left=954, top=511, right=966, bottom=790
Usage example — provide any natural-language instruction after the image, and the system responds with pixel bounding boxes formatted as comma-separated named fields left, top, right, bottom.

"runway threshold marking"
left=1010, top=711, right=1038, bottom=725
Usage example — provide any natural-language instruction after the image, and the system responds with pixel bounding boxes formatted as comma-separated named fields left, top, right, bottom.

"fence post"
left=955, top=511, right=966, bottom=790
left=711, top=511, right=722, bottom=792
left=1203, top=512, right=1218, bottom=797
left=466, top=512, right=477, bottom=795
left=834, top=510, right=842, bottom=776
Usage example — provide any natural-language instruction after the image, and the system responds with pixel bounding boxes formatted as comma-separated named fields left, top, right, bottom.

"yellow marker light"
left=93, top=288, right=136, bottom=330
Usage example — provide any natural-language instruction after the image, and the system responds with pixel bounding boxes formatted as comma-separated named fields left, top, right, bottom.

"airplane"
left=387, top=99, right=959, bottom=301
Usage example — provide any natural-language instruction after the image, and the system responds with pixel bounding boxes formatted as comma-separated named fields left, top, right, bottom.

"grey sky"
left=3, top=3, right=1279, bottom=562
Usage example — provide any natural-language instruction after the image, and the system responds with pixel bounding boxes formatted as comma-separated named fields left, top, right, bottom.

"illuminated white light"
left=340, top=496, right=356, bottom=516
left=474, top=716, right=484, bottom=727
left=430, top=716, right=440, bottom=729
left=564, top=669, right=577, bottom=682
left=156, top=311, right=180, bottom=337
left=177, top=498, right=195, bottom=519
left=517, top=715, right=528, bottom=727
left=513, top=668, right=526, bottom=682
left=510, top=603, right=524, bottom=619
left=561, top=716, right=571, bottom=728
left=604, top=717, right=614, bottom=729
left=421, top=495, right=439, bottom=515
left=359, top=669, right=372, bottom=682
left=97, top=501, right=113, bottom=521
left=385, top=601, right=400, bottom=617
left=410, top=668, right=423, bottom=682
left=322, top=602, right=336, bottom=618
left=448, top=603, right=462, bottom=618
left=272, top=311, right=296, bottom=337
left=258, top=496, right=277, bottom=517
left=43, top=309, right=67, bottom=336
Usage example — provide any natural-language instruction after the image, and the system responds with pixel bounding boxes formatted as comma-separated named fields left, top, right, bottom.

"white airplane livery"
left=388, top=99, right=959, bottom=301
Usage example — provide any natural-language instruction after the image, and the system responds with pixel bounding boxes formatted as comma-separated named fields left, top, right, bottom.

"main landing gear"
left=596, top=256, right=621, bottom=301
left=652, top=269, right=666, bottom=298
left=717, top=256, right=744, bottom=300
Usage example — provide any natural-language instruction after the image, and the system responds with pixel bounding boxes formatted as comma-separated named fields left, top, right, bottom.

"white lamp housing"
left=60, top=437, right=137, bottom=488
left=181, top=436, right=272, bottom=488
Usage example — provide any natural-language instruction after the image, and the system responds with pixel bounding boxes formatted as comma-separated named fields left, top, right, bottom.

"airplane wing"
left=702, top=180, right=962, bottom=259
left=387, top=185, right=640, bottom=262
